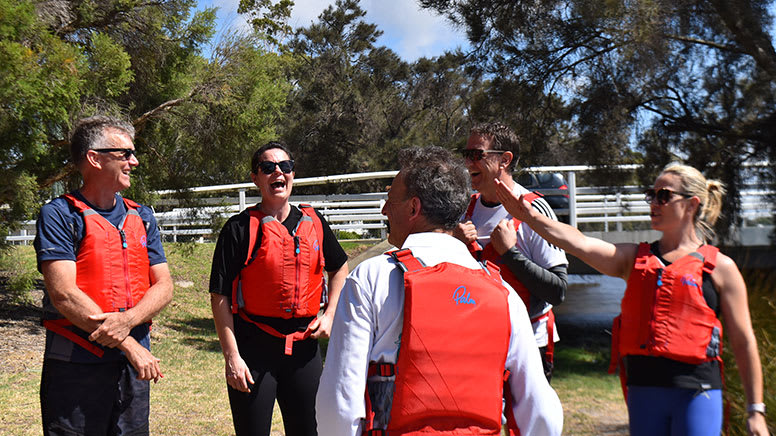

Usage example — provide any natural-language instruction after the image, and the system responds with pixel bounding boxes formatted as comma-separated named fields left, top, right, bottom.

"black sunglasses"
left=92, top=148, right=136, bottom=160
left=461, top=149, right=505, bottom=161
left=256, top=160, right=295, bottom=174
left=644, top=188, right=693, bottom=205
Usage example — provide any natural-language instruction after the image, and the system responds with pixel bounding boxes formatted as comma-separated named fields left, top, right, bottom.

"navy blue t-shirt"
left=34, top=191, right=166, bottom=363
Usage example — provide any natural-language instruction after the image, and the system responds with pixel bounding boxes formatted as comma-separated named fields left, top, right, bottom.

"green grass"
left=2, top=243, right=774, bottom=435
left=552, top=332, right=629, bottom=434
left=149, top=243, right=236, bottom=435
left=0, top=371, right=41, bottom=436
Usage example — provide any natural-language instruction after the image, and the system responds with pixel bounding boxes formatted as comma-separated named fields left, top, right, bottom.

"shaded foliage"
left=421, top=0, right=776, bottom=240
left=0, top=0, right=290, bottom=241
left=278, top=0, right=477, bottom=193
left=6, top=0, right=771, bottom=247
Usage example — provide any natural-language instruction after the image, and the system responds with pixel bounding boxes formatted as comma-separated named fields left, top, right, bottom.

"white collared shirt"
left=316, top=232, right=563, bottom=436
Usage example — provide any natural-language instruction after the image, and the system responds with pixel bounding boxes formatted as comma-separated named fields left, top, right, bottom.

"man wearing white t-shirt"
left=456, top=122, right=568, bottom=381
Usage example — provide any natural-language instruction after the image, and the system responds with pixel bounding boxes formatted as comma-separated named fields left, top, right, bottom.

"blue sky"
left=198, top=0, right=470, bottom=61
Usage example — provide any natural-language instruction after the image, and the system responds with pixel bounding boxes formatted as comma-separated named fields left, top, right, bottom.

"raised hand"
left=495, top=179, right=534, bottom=222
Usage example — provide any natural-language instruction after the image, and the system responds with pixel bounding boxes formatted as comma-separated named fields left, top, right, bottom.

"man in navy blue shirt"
left=34, top=115, right=173, bottom=436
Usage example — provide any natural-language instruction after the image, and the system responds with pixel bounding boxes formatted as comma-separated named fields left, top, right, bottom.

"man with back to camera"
left=34, top=115, right=173, bottom=436
left=456, top=122, right=569, bottom=381
left=316, top=146, right=562, bottom=435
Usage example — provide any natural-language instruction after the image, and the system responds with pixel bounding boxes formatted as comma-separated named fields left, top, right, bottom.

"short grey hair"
left=397, top=146, right=471, bottom=230
left=70, top=115, right=135, bottom=165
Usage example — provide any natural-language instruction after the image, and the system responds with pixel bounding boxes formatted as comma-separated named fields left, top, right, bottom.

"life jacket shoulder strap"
left=481, top=259, right=501, bottom=276
left=298, top=205, right=326, bottom=272
left=387, top=248, right=426, bottom=273
left=508, top=192, right=541, bottom=231
left=299, top=204, right=324, bottom=240
left=62, top=194, right=148, bottom=248
left=122, top=197, right=141, bottom=210
left=632, top=242, right=652, bottom=269
left=62, top=193, right=91, bottom=213
left=244, top=206, right=267, bottom=267
left=480, top=260, right=508, bottom=288
left=62, top=194, right=92, bottom=246
left=696, top=244, right=720, bottom=275
left=63, top=193, right=140, bottom=212
left=464, top=193, right=480, bottom=221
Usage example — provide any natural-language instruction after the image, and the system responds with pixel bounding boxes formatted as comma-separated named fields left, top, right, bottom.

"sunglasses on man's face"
left=93, top=148, right=136, bottom=160
left=256, top=160, right=295, bottom=175
left=461, top=148, right=505, bottom=161
left=644, top=188, right=693, bottom=205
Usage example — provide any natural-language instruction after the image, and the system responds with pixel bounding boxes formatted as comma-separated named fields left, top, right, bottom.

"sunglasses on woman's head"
left=644, top=188, right=693, bottom=205
left=256, top=160, right=295, bottom=174
left=461, top=149, right=505, bottom=161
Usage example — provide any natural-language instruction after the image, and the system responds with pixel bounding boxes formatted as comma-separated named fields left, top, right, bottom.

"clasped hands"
left=88, top=311, right=163, bottom=382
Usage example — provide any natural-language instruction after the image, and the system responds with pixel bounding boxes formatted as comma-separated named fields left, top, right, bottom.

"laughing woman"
left=494, top=164, right=768, bottom=436
left=209, top=141, right=349, bottom=436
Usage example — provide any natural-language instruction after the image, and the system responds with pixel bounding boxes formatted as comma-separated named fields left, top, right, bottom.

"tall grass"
left=724, top=268, right=776, bottom=435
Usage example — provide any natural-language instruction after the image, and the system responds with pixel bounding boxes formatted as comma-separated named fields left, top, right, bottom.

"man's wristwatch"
left=747, top=403, right=766, bottom=416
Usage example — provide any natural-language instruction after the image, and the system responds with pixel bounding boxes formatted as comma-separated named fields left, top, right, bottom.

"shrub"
left=5, top=271, right=37, bottom=305
left=0, top=246, right=40, bottom=305
left=336, top=230, right=361, bottom=240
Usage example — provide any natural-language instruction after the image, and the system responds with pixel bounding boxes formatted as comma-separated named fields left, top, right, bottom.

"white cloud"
left=202, top=0, right=248, bottom=32
left=288, top=0, right=331, bottom=28
left=360, top=0, right=468, bottom=60
left=203, top=0, right=468, bottom=61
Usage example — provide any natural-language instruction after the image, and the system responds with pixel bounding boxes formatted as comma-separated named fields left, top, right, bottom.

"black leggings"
left=539, top=345, right=554, bottom=383
left=229, top=328, right=322, bottom=436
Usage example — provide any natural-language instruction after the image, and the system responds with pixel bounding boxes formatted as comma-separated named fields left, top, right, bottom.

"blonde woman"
left=494, top=164, right=768, bottom=436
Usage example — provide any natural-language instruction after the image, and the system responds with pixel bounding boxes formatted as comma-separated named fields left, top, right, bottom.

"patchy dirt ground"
left=0, top=283, right=45, bottom=374
left=0, top=279, right=628, bottom=435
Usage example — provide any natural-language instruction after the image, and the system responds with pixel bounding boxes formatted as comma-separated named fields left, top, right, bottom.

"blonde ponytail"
left=662, top=164, right=726, bottom=243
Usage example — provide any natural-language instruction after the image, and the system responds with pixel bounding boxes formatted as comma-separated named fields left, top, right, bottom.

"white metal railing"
left=7, top=166, right=773, bottom=244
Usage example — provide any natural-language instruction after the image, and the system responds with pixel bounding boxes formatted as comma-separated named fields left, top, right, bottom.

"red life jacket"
left=363, top=249, right=519, bottom=436
left=609, top=243, right=723, bottom=391
left=43, top=194, right=151, bottom=358
left=231, top=204, right=325, bottom=355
